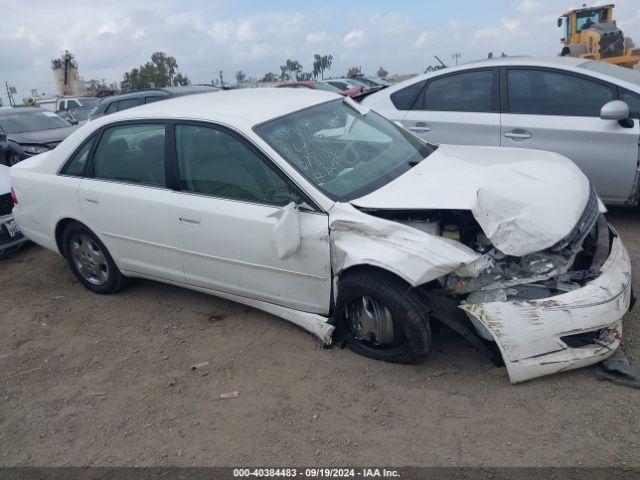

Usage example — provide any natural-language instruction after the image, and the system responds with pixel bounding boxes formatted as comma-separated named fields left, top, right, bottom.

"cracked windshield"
left=255, top=98, right=435, bottom=201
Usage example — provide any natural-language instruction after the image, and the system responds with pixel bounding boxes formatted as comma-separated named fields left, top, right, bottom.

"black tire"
left=335, top=270, right=431, bottom=364
left=61, top=221, right=127, bottom=294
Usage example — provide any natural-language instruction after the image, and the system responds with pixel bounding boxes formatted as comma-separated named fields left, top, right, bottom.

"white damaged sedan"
left=10, top=89, right=635, bottom=383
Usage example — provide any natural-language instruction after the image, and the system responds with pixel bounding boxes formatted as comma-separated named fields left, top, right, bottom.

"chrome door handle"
left=84, top=197, right=99, bottom=204
left=179, top=216, right=201, bottom=225
left=409, top=125, right=431, bottom=133
left=504, top=130, right=532, bottom=140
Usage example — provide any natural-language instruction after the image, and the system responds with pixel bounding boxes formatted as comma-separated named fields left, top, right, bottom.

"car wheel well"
left=55, top=218, right=81, bottom=256
left=338, top=264, right=411, bottom=289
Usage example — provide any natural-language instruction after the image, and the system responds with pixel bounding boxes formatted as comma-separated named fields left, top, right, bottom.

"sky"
left=1, top=0, right=640, bottom=103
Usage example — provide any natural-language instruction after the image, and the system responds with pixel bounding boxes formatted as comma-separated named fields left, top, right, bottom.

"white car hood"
left=0, top=164, right=10, bottom=196
left=351, top=144, right=590, bottom=257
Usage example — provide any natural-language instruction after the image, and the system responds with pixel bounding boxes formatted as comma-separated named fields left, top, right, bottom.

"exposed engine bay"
left=360, top=186, right=610, bottom=341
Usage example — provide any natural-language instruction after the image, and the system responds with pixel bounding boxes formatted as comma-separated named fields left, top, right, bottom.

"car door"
left=169, top=122, right=331, bottom=314
left=500, top=67, right=640, bottom=204
left=79, top=122, right=184, bottom=282
left=400, top=68, right=502, bottom=146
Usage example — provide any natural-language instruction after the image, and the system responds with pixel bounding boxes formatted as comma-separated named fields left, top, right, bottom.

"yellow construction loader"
left=558, top=3, right=640, bottom=68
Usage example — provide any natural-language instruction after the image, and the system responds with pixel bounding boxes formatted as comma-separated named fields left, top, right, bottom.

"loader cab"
left=559, top=5, right=613, bottom=44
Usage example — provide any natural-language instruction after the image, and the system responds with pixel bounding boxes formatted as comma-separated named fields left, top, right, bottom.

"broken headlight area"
left=447, top=211, right=609, bottom=299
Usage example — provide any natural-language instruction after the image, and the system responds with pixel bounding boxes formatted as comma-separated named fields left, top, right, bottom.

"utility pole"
left=219, top=70, right=224, bottom=87
left=451, top=53, right=461, bottom=66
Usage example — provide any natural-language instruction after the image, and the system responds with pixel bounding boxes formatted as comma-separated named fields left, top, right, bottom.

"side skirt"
left=120, top=270, right=335, bottom=344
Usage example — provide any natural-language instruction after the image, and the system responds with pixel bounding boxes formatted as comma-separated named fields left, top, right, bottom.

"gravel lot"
left=1, top=207, right=639, bottom=467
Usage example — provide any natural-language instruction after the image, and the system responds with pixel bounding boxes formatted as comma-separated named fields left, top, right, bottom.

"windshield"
left=69, top=107, right=96, bottom=121
left=580, top=61, right=640, bottom=87
left=255, top=99, right=435, bottom=201
left=576, top=9, right=606, bottom=31
left=0, top=110, right=71, bottom=134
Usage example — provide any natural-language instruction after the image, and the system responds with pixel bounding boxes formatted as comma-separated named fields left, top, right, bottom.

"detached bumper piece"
left=461, top=233, right=633, bottom=383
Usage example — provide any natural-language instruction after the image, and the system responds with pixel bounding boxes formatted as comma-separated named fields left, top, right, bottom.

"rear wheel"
left=335, top=270, right=431, bottom=364
left=62, top=222, right=126, bottom=294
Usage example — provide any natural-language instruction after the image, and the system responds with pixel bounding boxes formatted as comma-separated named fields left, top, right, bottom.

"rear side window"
left=92, top=124, right=166, bottom=187
left=507, top=69, right=615, bottom=116
left=390, top=80, right=426, bottom=110
left=60, top=137, right=96, bottom=176
left=416, top=70, right=495, bottom=112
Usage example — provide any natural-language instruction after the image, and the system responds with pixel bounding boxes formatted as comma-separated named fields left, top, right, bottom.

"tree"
left=121, top=52, right=190, bottom=90
left=376, top=66, right=388, bottom=79
left=298, top=72, right=313, bottom=81
left=279, top=65, right=290, bottom=81
left=286, top=59, right=303, bottom=80
left=235, top=70, right=247, bottom=84
left=260, top=72, right=279, bottom=83
left=312, top=54, right=333, bottom=80
left=346, top=66, right=362, bottom=78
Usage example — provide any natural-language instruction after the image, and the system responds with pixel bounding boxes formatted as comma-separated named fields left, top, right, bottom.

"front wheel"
left=335, top=270, right=431, bottom=364
left=62, top=222, right=127, bottom=294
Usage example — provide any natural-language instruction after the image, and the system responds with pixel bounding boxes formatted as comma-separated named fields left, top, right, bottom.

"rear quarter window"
left=390, top=81, right=426, bottom=110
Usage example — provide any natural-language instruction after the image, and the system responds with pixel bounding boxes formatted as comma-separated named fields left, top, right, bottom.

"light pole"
left=451, top=53, right=461, bottom=66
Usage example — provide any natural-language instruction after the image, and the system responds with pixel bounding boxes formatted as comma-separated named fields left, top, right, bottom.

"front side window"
left=255, top=98, right=435, bottom=201
left=116, top=98, right=140, bottom=112
left=621, top=90, right=640, bottom=119
left=507, top=69, right=615, bottom=116
left=104, top=102, right=118, bottom=114
left=61, top=136, right=96, bottom=176
left=176, top=125, right=291, bottom=205
left=416, top=70, right=495, bottom=112
left=145, top=96, right=164, bottom=104
left=92, top=124, right=166, bottom=186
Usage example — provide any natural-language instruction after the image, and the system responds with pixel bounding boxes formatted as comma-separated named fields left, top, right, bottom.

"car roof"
left=461, top=55, right=589, bottom=68
left=93, top=88, right=340, bottom=128
left=100, top=85, right=219, bottom=103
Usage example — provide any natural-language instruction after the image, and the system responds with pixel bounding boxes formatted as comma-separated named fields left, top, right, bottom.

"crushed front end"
left=443, top=188, right=635, bottom=383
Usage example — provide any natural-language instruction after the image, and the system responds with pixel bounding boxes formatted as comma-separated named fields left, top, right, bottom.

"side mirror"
left=70, top=118, right=79, bottom=125
left=557, top=17, right=563, bottom=28
left=269, top=202, right=301, bottom=260
left=600, top=100, right=630, bottom=121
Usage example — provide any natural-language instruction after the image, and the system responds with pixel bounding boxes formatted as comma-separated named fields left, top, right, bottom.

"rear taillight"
left=11, top=187, right=18, bottom=206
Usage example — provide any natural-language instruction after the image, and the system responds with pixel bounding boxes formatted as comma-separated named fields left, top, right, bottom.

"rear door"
left=400, top=68, right=502, bottom=146
left=500, top=67, right=640, bottom=204
left=79, top=122, right=184, bottom=281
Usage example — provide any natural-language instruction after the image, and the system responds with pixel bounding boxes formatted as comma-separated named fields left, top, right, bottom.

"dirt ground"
left=1, top=207, right=639, bottom=468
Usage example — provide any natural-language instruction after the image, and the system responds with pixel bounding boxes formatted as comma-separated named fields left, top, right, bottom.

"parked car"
left=350, top=76, right=389, bottom=88
left=320, top=80, right=365, bottom=97
left=0, top=108, right=78, bottom=166
left=363, top=56, right=640, bottom=206
left=11, top=89, right=634, bottom=383
left=275, top=81, right=360, bottom=97
left=0, top=163, right=27, bottom=258
left=89, top=85, right=219, bottom=120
